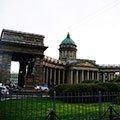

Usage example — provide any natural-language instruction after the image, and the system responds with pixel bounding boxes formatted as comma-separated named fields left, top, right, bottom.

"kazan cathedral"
left=0, top=29, right=120, bottom=88
left=43, top=33, right=120, bottom=87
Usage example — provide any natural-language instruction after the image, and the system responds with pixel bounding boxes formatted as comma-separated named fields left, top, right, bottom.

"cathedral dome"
left=60, top=32, right=76, bottom=46
left=59, top=33, right=77, bottom=60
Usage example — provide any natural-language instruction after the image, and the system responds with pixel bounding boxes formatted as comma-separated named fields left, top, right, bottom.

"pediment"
left=75, top=62, right=96, bottom=67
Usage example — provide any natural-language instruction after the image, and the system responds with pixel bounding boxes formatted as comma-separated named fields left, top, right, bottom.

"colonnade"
left=69, top=70, right=99, bottom=84
left=43, top=66, right=66, bottom=87
left=43, top=65, right=99, bottom=87
left=99, top=71, right=116, bottom=82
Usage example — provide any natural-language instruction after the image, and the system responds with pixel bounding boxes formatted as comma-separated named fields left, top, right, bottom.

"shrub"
left=49, top=84, right=69, bottom=95
left=49, top=83, right=120, bottom=94
left=64, top=84, right=91, bottom=93
left=111, top=76, right=120, bottom=82
left=49, top=83, right=120, bottom=103
left=97, top=82, right=120, bottom=92
left=82, top=79, right=99, bottom=84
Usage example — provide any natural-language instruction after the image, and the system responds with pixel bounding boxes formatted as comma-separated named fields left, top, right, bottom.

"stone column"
left=110, top=72, right=115, bottom=80
left=82, top=70, right=84, bottom=81
left=108, top=72, right=111, bottom=81
left=43, top=66, right=46, bottom=85
left=109, top=73, right=111, bottom=81
left=46, top=67, right=49, bottom=85
left=54, top=69, right=56, bottom=85
left=69, top=70, right=73, bottom=84
left=110, top=73, right=112, bottom=81
left=62, top=69, right=65, bottom=84
left=103, top=72, right=105, bottom=83
left=87, top=70, right=89, bottom=80
left=50, top=68, right=52, bottom=86
left=92, top=71, right=94, bottom=80
left=97, top=71, right=99, bottom=81
left=75, top=70, right=79, bottom=84
left=33, top=57, right=43, bottom=86
left=99, top=72, right=102, bottom=82
left=58, top=69, right=60, bottom=85
left=79, top=70, right=82, bottom=83
left=1, top=53, right=12, bottom=84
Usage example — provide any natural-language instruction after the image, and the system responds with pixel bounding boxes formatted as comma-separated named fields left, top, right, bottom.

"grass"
left=0, top=96, right=120, bottom=120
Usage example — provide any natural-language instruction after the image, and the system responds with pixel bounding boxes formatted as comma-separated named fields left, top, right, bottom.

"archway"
left=0, top=29, right=47, bottom=87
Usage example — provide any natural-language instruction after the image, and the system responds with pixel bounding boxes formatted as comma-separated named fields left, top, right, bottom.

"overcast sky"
left=0, top=0, right=120, bottom=72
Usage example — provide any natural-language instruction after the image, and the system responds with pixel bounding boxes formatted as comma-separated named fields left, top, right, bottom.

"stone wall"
left=0, top=53, right=11, bottom=84
left=33, top=57, right=43, bottom=86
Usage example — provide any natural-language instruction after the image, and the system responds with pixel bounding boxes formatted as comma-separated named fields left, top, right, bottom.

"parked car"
left=0, top=82, right=2, bottom=86
left=35, top=85, right=49, bottom=92
left=0, top=86, right=9, bottom=95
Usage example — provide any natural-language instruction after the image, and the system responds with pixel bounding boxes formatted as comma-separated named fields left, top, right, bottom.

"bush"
left=111, top=76, right=120, bottom=82
left=49, top=83, right=120, bottom=103
left=49, top=83, right=120, bottom=94
left=97, top=82, right=120, bottom=92
left=82, top=79, right=99, bottom=84
left=49, top=84, right=69, bottom=95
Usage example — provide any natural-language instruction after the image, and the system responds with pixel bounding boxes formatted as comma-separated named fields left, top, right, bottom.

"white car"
left=0, top=86, right=9, bottom=95
left=35, top=86, right=49, bottom=92
left=0, top=83, right=2, bottom=86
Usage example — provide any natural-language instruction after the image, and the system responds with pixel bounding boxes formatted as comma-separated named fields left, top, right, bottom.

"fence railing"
left=0, top=91, right=120, bottom=120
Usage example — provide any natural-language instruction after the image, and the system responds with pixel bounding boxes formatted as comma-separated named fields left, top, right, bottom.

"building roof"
left=60, top=32, right=76, bottom=46
left=0, top=29, right=45, bottom=47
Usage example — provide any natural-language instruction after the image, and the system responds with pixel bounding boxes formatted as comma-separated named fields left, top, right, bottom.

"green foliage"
left=64, top=84, right=93, bottom=93
left=97, top=82, right=120, bottom=92
left=82, top=79, right=99, bottom=83
left=111, top=76, right=120, bottom=82
left=0, top=97, right=113, bottom=120
left=49, top=84, right=69, bottom=95
left=11, top=73, right=18, bottom=78
left=49, top=83, right=120, bottom=94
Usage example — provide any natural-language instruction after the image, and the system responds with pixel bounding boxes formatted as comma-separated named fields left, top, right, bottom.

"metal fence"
left=0, top=91, right=120, bottom=120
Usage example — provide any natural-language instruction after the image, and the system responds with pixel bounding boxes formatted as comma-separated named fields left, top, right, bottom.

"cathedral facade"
left=43, top=33, right=120, bottom=87
left=0, top=29, right=120, bottom=88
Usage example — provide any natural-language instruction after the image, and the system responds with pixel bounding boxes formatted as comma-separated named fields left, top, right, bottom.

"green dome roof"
left=60, top=33, right=76, bottom=46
